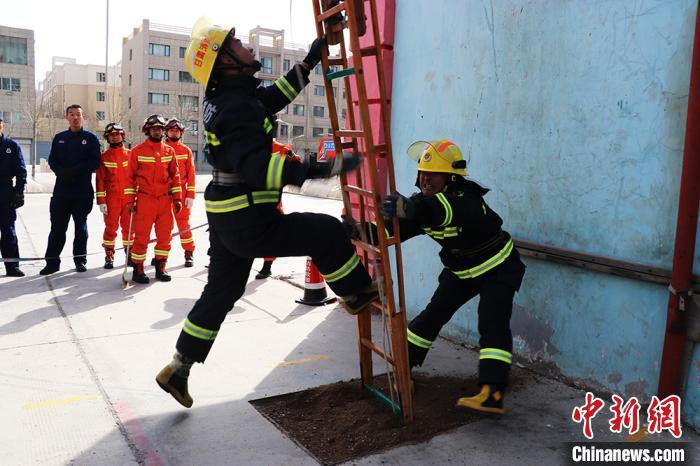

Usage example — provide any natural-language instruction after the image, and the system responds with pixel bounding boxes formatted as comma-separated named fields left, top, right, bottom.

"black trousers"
left=176, top=210, right=372, bottom=362
left=44, top=195, right=94, bottom=267
left=0, top=202, right=19, bottom=271
left=408, top=250, right=525, bottom=389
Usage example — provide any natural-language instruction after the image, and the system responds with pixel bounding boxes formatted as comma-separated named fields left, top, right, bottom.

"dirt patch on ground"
left=251, top=373, right=529, bottom=465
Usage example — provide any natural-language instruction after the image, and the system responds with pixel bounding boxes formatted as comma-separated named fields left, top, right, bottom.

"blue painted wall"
left=391, top=0, right=700, bottom=428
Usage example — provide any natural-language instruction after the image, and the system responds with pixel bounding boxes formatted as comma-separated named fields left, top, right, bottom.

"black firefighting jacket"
left=385, top=178, right=514, bottom=279
left=201, top=64, right=311, bottom=215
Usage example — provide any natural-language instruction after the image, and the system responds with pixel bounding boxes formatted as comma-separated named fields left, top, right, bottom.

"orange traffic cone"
left=295, top=257, right=337, bottom=306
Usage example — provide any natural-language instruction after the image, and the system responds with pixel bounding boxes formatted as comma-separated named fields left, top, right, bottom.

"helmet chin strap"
left=167, top=136, right=181, bottom=142
left=148, top=136, right=162, bottom=143
left=109, top=141, right=123, bottom=148
left=217, top=43, right=262, bottom=73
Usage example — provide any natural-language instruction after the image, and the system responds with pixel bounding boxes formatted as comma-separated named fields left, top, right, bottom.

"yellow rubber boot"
left=156, top=353, right=194, bottom=408
left=456, top=384, right=505, bottom=414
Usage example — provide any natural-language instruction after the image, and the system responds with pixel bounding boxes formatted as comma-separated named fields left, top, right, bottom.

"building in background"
left=121, top=20, right=347, bottom=172
left=38, top=57, right=121, bottom=150
left=0, top=25, right=35, bottom=162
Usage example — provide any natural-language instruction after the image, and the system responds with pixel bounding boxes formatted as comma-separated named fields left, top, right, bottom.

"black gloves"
left=11, top=193, right=24, bottom=209
left=307, top=153, right=360, bottom=179
left=341, top=215, right=361, bottom=240
left=303, top=37, right=326, bottom=70
left=382, top=193, right=415, bottom=220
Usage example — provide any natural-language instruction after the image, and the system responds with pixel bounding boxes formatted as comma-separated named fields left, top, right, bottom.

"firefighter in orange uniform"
left=126, top=114, right=182, bottom=284
left=164, top=118, right=196, bottom=267
left=96, top=123, right=133, bottom=269
left=255, top=140, right=300, bottom=279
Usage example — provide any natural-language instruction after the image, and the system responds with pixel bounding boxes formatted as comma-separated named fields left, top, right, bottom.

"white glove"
left=99, top=204, right=108, bottom=215
left=185, top=198, right=194, bottom=209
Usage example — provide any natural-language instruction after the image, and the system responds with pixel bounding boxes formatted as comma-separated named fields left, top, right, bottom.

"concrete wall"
left=390, top=0, right=700, bottom=428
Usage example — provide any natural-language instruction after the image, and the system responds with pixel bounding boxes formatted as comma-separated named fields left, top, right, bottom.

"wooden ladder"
left=311, top=0, right=413, bottom=423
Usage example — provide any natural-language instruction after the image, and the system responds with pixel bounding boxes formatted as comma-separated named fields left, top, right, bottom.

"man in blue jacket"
left=40, top=105, right=101, bottom=275
left=0, top=116, right=27, bottom=277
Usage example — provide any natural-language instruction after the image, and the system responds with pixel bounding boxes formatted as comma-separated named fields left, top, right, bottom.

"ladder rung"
left=340, top=141, right=355, bottom=149
left=326, top=67, right=355, bottom=80
left=317, top=3, right=346, bottom=23
left=360, top=337, right=395, bottom=365
left=335, top=129, right=364, bottom=138
left=327, top=58, right=344, bottom=66
left=343, top=184, right=374, bottom=198
left=360, top=46, right=378, bottom=57
left=352, top=239, right=382, bottom=256
left=371, top=143, right=387, bottom=153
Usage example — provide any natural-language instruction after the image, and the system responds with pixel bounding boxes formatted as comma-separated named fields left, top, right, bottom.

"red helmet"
left=165, top=118, right=185, bottom=132
left=142, top=114, right=166, bottom=134
left=103, top=122, right=125, bottom=139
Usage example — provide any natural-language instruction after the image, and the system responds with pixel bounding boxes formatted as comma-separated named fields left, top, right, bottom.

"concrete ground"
left=1, top=191, right=696, bottom=465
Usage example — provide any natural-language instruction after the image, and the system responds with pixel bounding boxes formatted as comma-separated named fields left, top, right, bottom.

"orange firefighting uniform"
left=166, top=139, right=196, bottom=252
left=125, top=139, right=182, bottom=264
left=264, top=141, right=300, bottom=262
left=96, top=145, right=133, bottom=251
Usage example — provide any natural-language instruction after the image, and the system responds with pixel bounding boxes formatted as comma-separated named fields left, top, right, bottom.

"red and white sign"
left=317, top=138, right=336, bottom=161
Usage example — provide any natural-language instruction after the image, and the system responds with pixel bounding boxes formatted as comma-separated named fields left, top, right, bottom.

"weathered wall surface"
left=390, top=0, right=699, bottom=427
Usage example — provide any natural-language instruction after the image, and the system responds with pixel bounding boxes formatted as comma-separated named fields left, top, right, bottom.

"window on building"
left=260, top=56, right=273, bottom=74
left=148, top=92, right=169, bottom=105
left=192, top=150, right=198, bottom=162
left=148, top=43, right=170, bottom=56
left=292, top=125, right=304, bottom=137
left=148, top=68, right=170, bottom=81
left=279, top=125, right=289, bottom=137
left=314, top=64, right=322, bottom=75
left=0, top=35, right=28, bottom=65
left=312, top=127, right=324, bottom=137
left=343, top=89, right=346, bottom=98
left=179, top=47, right=187, bottom=58
left=283, top=59, right=290, bottom=72
left=327, top=128, right=333, bottom=135
left=0, top=77, right=21, bottom=92
left=341, top=109, right=346, bottom=120
left=128, top=97, right=131, bottom=109
left=0, top=111, right=21, bottom=124
left=333, top=87, right=337, bottom=97
left=189, top=120, right=198, bottom=133
left=260, top=79, right=274, bottom=87
left=313, top=106, right=325, bottom=117
left=314, top=85, right=325, bottom=96
left=128, top=74, right=132, bottom=86
left=129, top=49, right=132, bottom=61
left=179, top=70, right=194, bottom=83
left=178, top=95, right=199, bottom=108
left=292, top=104, right=304, bottom=116
left=96, top=91, right=105, bottom=102
left=96, top=111, right=106, bottom=121
left=96, top=72, right=106, bottom=82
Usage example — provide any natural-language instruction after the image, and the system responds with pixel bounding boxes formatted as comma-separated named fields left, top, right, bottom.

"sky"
left=3, top=0, right=318, bottom=83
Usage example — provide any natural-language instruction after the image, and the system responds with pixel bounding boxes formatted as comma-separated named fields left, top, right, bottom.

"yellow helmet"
left=185, top=17, right=231, bottom=87
left=407, top=140, right=468, bottom=176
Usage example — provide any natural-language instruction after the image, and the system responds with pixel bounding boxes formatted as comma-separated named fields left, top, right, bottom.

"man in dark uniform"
left=376, top=140, right=526, bottom=414
left=155, top=19, right=379, bottom=408
left=40, top=105, right=101, bottom=275
left=0, top=116, right=27, bottom=277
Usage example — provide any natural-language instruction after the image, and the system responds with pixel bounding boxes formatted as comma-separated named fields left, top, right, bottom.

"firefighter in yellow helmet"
left=156, top=18, right=378, bottom=408
left=350, top=140, right=525, bottom=414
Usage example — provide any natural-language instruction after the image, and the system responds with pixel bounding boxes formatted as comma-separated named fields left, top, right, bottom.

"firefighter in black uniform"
left=156, top=18, right=379, bottom=408
left=370, top=140, right=525, bottom=414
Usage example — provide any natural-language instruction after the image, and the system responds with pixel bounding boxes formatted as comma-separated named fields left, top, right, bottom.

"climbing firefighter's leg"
left=456, top=252, right=526, bottom=414
left=406, top=269, right=479, bottom=368
left=130, top=195, right=157, bottom=284
left=154, top=195, right=174, bottom=282
left=157, top=229, right=253, bottom=407
left=252, top=212, right=377, bottom=314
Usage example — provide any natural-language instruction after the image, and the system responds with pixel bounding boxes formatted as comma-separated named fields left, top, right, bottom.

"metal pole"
left=657, top=6, right=700, bottom=398
left=104, top=0, right=109, bottom=122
